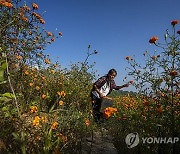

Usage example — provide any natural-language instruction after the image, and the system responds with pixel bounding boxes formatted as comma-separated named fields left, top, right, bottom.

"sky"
left=31, top=0, right=180, bottom=91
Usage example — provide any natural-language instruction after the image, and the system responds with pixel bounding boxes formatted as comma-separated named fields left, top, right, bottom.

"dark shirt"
left=91, top=75, right=123, bottom=96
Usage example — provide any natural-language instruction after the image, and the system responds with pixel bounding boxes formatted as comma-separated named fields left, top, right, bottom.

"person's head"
left=107, top=69, right=117, bottom=81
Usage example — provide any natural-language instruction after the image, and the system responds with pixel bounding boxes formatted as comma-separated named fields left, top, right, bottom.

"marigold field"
left=0, top=1, right=179, bottom=154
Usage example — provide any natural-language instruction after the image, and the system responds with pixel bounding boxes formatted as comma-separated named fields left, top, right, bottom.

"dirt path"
left=82, top=129, right=118, bottom=154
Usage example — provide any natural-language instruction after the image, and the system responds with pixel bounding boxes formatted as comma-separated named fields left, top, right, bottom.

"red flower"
left=177, top=30, right=180, bottom=34
left=149, top=36, right=158, bottom=44
left=171, top=20, right=178, bottom=26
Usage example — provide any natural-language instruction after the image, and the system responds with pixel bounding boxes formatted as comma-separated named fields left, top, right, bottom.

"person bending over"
left=90, top=69, right=129, bottom=122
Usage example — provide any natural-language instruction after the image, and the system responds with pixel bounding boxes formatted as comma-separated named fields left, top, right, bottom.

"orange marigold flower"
left=28, top=31, right=32, bottom=35
left=39, top=18, right=45, bottom=24
left=23, top=5, right=30, bottom=11
left=61, top=91, right=66, bottom=97
left=169, top=70, right=178, bottom=76
left=57, top=91, right=61, bottom=96
left=59, top=100, right=63, bottom=106
left=41, top=76, right=45, bottom=80
left=32, top=3, right=38, bottom=9
left=35, top=86, right=40, bottom=91
left=156, top=106, right=163, bottom=113
left=125, top=56, right=130, bottom=60
left=171, top=20, right=178, bottom=26
left=85, top=119, right=90, bottom=126
left=24, top=70, right=29, bottom=75
left=29, top=83, right=33, bottom=87
left=1, top=2, right=13, bottom=8
left=33, top=116, right=40, bottom=126
left=103, top=107, right=117, bottom=119
left=30, top=106, right=38, bottom=113
left=51, top=122, right=58, bottom=130
left=47, top=32, right=53, bottom=37
left=16, top=55, right=22, bottom=60
left=51, top=38, right=55, bottom=42
left=41, top=116, right=47, bottom=123
left=53, top=64, right=57, bottom=68
left=41, top=94, right=46, bottom=99
left=21, top=16, right=28, bottom=22
left=152, top=56, right=157, bottom=60
left=44, top=58, right=50, bottom=64
left=149, top=36, right=158, bottom=44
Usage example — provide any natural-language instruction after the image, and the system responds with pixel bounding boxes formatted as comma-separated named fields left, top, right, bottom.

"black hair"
left=108, top=69, right=117, bottom=75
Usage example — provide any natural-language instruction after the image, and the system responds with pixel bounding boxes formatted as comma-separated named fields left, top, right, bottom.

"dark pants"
left=90, top=93, right=103, bottom=122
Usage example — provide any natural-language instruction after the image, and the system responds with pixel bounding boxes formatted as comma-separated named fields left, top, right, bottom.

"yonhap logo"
left=125, top=133, right=179, bottom=149
left=125, top=132, right=139, bottom=148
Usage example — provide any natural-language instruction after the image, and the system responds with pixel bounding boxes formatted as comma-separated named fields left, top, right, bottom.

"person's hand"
left=129, top=80, right=134, bottom=84
left=99, top=93, right=104, bottom=99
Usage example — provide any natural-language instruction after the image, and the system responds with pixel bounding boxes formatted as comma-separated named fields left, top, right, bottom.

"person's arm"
left=116, top=84, right=129, bottom=90
left=93, top=85, right=104, bottom=98
left=112, top=80, right=129, bottom=90
left=93, top=76, right=106, bottom=98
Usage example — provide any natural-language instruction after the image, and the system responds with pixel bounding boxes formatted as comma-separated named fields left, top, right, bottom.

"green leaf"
left=1, top=62, right=7, bottom=70
left=0, top=96, right=11, bottom=103
left=2, top=93, right=15, bottom=99
left=0, top=69, right=4, bottom=82
left=12, top=132, right=20, bottom=141
left=0, top=80, right=7, bottom=85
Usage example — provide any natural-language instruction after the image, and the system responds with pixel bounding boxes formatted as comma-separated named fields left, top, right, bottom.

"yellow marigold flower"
left=41, top=94, right=46, bottom=99
left=35, top=86, right=40, bottom=91
left=41, top=116, right=47, bottom=123
left=59, top=100, right=63, bottom=106
left=51, top=122, right=58, bottom=130
left=51, top=69, right=55, bottom=74
left=33, top=116, right=40, bottom=126
left=30, top=106, right=38, bottom=113
left=85, top=119, right=90, bottom=126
